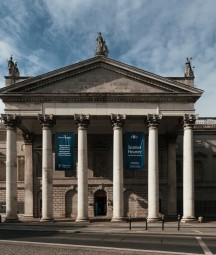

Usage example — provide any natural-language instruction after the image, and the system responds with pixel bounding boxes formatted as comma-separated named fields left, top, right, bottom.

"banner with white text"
left=55, top=132, right=74, bottom=170
left=125, top=132, right=145, bottom=170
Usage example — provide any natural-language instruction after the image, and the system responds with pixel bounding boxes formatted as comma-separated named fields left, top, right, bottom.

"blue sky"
left=0, top=0, right=216, bottom=116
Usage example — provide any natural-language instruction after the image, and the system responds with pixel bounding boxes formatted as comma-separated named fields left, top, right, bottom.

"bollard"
left=145, top=217, right=148, bottom=230
left=178, top=215, right=181, bottom=231
left=162, top=215, right=165, bottom=230
left=129, top=215, right=131, bottom=230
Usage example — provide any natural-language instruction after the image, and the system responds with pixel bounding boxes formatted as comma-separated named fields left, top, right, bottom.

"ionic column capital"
left=23, top=133, right=34, bottom=144
left=147, top=114, right=161, bottom=129
left=1, top=114, right=21, bottom=130
left=74, top=114, right=90, bottom=129
left=111, top=114, right=126, bottom=129
left=38, top=114, right=55, bottom=129
left=183, top=114, right=196, bottom=129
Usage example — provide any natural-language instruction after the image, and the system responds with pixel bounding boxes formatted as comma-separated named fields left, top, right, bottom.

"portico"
left=0, top=34, right=203, bottom=222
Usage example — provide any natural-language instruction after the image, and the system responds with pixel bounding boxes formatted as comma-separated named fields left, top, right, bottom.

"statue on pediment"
left=185, top=57, right=194, bottom=78
left=95, top=32, right=109, bottom=57
left=7, top=55, right=20, bottom=77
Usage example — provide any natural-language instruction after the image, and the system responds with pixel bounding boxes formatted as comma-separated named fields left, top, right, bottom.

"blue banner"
left=125, top=132, right=145, bottom=170
left=55, top=132, right=74, bottom=170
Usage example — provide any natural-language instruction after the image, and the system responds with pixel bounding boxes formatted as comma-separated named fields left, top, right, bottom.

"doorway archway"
left=94, top=190, right=107, bottom=216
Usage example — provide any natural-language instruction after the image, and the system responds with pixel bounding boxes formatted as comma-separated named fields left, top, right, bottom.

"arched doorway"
left=94, top=190, right=107, bottom=216
left=65, top=190, right=77, bottom=218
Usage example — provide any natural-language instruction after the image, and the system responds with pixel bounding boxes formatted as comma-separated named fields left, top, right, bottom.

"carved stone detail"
left=74, top=114, right=90, bottom=129
left=111, top=114, right=126, bottom=128
left=1, top=114, right=21, bottom=129
left=147, top=114, right=161, bottom=128
left=185, top=58, right=194, bottom=78
left=183, top=114, right=196, bottom=128
left=38, top=114, right=55, bottom=128
left=23, top=133, right=34, bottom=144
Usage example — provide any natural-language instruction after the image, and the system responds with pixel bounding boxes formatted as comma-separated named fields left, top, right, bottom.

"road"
left=0, top=227, right=216, bottom=254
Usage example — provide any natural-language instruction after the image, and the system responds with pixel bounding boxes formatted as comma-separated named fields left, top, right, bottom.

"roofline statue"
left=8, top=55, right=20, bottom=78
left=185, top=57, right=194, bottom=78
left=95, top=32, right=109, bottom=57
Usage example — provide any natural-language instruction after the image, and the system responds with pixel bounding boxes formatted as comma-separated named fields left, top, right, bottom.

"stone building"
left=0, top=34, right=215, bottom=223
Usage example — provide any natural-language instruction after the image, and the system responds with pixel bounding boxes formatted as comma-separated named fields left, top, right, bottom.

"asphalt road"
left=0, top=228, right=216, bottom=254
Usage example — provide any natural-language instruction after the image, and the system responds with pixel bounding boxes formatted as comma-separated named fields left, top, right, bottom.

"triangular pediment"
left=0, top=56, right=203, bottom=102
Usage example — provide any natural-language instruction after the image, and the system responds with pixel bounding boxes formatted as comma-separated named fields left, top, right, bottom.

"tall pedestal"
left=147, top=114, right=161, bottom=222
left=111, top=114, right=125, bottom=222
left=1, top=114, right=21, bottom=222
left=38, top=114, right=55, bottom=222
left=75, top=115, right=90, bottom=222
left=182, top=114, right=196, bottom=223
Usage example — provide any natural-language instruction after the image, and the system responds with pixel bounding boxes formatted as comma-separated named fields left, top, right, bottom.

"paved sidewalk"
left=1, top=215, right=216, bottom=237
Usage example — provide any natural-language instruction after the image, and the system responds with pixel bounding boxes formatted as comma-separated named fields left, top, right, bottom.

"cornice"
left=1, top=93, right=200, bottom=103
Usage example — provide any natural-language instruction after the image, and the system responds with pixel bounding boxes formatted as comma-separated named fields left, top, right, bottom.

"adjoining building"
left=0, top=33, right=215, bottom=223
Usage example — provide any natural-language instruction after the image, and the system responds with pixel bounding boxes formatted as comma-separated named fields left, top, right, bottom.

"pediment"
left=0, top=57, right=203, bottom=102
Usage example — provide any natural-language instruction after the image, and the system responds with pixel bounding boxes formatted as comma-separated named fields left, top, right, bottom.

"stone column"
left=75, top=114, right=90, bottom=222
left=111, top=114, right=126, bottom=222
left=23, top=133, right=34, bottom=218
left=147, top=114, right=161, bottom=222
left=182, top=114, right=196, bottom=222
left=167, top=133, right=177, bottom=216
left=1, top=114, right=21, bottom=222
left=38, top=114, right=55, bottom=222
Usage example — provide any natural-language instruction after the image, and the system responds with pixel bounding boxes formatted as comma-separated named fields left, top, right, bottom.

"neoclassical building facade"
left=0, top=34, right=215, bottom=223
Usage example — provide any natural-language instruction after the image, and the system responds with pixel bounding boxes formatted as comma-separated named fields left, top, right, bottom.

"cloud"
left=0, top=0, right=216, bottom=116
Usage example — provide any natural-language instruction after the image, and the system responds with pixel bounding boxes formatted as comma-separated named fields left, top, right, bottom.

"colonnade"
left=1, top=113, right=196, bottom=223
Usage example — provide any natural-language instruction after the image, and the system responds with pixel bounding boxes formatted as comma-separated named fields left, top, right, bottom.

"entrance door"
left=94, top=190, right=107, bottom=216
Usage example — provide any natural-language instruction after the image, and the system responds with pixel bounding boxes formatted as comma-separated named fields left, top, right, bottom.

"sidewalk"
left=1, top=215, right=216, bottom=237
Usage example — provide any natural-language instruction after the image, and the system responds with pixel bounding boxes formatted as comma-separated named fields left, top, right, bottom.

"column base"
left=147, top=217, right=160, bottom=223
left=181, top=216, right=196, bottom=223
left=75, top=217, right=90, bottom=223
left=4, top=218, right=21, bottom=223
left=23, top=215, right=35, bottom=221
left=40, top=217, right=54, bottom=222
left=111, top=217, right=126, bottom=223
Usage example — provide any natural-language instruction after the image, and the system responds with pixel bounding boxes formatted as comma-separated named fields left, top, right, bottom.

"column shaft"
left=6, top=127, right=19, bottom=221
left=38, top=114, right=55, bottom=222
left=111, top=114, right=125, bottom=222
left=147, top=114, right=160, bottom=222
left=75, top=114, right=89, bottom=222
left=182, top=115, right=196, bottom=222
left=1, top=114, right=21, bottom=223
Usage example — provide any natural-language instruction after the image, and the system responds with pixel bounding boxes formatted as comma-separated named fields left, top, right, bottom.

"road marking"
left=0, top=239, right=199, bottom=255
left=196, top=237, right=213, bottom=255
left=193, top=230, right=203, bottom=234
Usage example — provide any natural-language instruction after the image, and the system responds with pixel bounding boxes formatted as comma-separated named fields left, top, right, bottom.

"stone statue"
left=7, top=55, right=20, bottom=77
left=185, top=57, right=194, bottom=78
left=95, top=32, right=109, bottom=57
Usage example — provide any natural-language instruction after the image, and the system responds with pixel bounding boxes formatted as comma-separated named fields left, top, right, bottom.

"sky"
left=0, top=0, right=216, bottom=116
